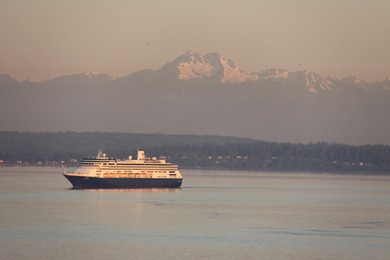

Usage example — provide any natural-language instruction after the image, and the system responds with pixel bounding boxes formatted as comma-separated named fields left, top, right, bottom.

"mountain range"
left=1, top=51, right=390, bottom=145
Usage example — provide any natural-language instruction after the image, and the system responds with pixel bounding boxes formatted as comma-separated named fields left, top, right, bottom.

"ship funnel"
left=97, top=149, right=106, bottom=158
left=137, top=149, right=146, bottom=160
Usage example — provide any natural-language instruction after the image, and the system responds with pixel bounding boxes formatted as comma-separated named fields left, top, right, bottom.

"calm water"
left=1, top=167, right=390, bottom=259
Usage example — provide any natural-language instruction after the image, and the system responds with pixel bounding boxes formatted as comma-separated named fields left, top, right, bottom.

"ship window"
left=169, top=171, right=175, bottom=173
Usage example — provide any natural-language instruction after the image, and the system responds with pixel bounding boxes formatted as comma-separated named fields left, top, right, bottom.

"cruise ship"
left=63, top=150, right=183, bottom=189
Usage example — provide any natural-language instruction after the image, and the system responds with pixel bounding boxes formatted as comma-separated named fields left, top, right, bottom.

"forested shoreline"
left=1, top=132, right=389, bottom=173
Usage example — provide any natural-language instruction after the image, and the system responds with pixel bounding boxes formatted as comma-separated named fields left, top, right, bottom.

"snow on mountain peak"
left=258, top=68, right=289, bottom=80
left=167, top=51, right=258, bottom=83
left=215, top=54, right=258, bottom=83
left=382, top=78, right=390, bottom=90
left=304, top=71, right=335, bottom=92
left=0, top=74, right=18, bottom=86
left=153, top=51, right=381, bottom=94
left=176, top=51, right=214, bottom=81
left=342, top=75, right=364, bottom=85
left=287, top=70, right=336, bottom=94
left=85, top=72, right=115, bottom=80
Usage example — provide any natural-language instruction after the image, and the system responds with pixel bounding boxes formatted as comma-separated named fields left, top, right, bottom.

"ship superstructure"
left=63, top=150, right=182, bottom=188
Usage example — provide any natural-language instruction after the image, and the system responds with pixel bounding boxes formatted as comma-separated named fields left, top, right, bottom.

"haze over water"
left=1, top=167, right=389, bottom=259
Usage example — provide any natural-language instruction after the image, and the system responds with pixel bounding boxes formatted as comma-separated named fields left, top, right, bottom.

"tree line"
left=154, top=142, right=390, bottom=173
left=0, top=131, right=389, bottom=173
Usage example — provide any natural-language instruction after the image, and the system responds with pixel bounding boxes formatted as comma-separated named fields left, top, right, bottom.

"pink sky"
left=1, top=0, right=389, bottom=82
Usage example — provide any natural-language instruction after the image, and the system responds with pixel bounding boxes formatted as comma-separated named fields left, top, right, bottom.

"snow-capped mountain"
left=289, top=70, right=336, bottom=93
left=1, top=51, right=390, bottom=145
left=257, top=69, right=336, bottom=93
left=48, top=72, right=114, bottom=87
left=258, top=68, right=289, bottom=81
left=0, top=74, right=18, bottom=86
left=3, top=51, right=387, bottom=94
left=382, top=78, right=390, bottom=90
left=136, top=51, right=388, bottom=94
left=158, top=51, right=258, bottom=83
left=342, top=75, right=365, bottom=85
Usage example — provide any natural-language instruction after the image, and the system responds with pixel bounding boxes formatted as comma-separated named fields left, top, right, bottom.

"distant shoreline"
left=2, top=164, right=389, bottom=176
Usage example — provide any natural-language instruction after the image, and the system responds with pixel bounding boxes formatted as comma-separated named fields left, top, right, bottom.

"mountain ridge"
left=1, top=52, right=390, bottom=145
left=2, top=51, right=389, bottom=92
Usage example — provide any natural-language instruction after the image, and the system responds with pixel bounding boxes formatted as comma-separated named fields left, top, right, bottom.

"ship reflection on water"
left=75, top=187, right=183, bottom=193
left=1, top=168, right=390, bottom=259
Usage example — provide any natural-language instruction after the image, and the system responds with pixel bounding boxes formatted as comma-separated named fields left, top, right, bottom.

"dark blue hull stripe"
left=64, top=174, right=182, bottom=189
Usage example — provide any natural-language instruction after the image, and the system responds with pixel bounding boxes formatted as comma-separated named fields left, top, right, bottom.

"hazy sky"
left=1, top=0, right=389, bottom=82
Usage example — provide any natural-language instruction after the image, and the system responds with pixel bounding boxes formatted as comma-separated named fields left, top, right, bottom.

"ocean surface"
left=1, top=167, right=390, bottom=259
